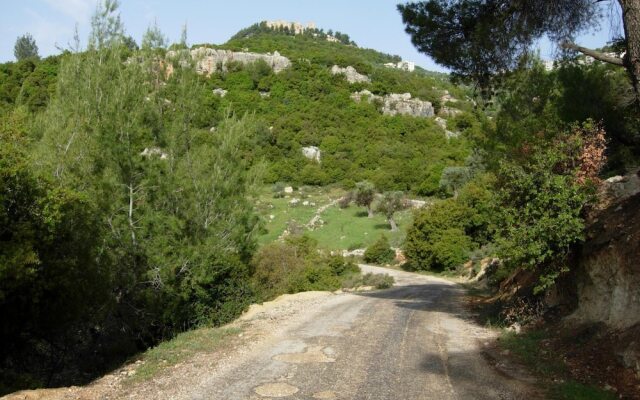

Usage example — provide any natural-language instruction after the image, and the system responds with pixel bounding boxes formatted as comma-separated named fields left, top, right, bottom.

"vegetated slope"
left=202, top=28, right=477, bottom=191
left=0, top=26, right=477, bottom=193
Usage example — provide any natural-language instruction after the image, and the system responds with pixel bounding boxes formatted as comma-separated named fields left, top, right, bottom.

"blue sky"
left=0, top=1, right=620, bottom=72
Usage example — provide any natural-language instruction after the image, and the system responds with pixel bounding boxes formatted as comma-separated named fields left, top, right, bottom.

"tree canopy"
left=398, top=1, right=640, bottom=101
left=14, top=33, right=39, bottom=61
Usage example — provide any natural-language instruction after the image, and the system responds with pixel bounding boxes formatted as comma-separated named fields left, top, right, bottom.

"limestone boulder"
left=302, top=146, right=321, bottom=163
left=331, top=65, right=370, bottom=84
left=351, top=90, right=434, bottom=118
left=166, top=47, right=291, bottom=75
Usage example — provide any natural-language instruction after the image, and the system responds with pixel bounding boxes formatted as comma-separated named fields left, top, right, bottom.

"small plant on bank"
left=363, top=235, right=395, bottom=264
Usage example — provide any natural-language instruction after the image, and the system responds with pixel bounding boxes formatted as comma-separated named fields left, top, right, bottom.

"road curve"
left=176, top=265, right=535, bottom=400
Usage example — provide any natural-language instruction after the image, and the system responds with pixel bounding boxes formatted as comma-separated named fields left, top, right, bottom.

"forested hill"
left=0, top=22, right=480, bottom=193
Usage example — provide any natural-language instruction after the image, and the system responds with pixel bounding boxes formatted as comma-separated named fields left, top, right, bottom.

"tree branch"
left=561, top=41, right=625, bottom=66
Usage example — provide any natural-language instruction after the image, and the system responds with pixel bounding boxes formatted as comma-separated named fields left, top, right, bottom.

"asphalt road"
left=184, top=265, right=534, bottom=400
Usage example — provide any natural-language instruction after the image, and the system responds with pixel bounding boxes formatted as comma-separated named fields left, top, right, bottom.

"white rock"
left=331, top=65, right=370, bottom=84
left=434, top=116, right=447, bottom=130
left=284, top=186, right=294, bottom=194
left=351, top=90, right=434, bottom=118
left=302, top=146, right=321, bottom=163
left=212, top=88, right=228, bottom=97
left=140, top=147, right=168, bottom=160
left=166, top=47, right=292, bottom=75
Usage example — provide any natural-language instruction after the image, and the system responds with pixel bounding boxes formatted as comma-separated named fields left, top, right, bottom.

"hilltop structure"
left=265, top=20, right=317, bottom=35
left=384, top=61, right=416, bottom=72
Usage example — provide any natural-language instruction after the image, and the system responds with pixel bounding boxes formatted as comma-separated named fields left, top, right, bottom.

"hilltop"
left=180, top=22, right=478, bottom=192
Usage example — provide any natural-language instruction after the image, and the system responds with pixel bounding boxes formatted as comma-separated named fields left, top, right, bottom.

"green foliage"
left=375, top=191, right=406, bottom=231
left=404, top=199, right=475, bottom=271
left=363, top=235, right=395, bottom=264
left=494, top=143, right=589, bottom=293
left=88, top=0, right=125, bottom=50
left=141, top=20, right=168, bottom=50
left=416, top=164, right=445, bottom=196
left=14, top=33, right=39, bottom=61
left=251, top=235, right=356, bottom=300
left=354, top=180, right=376, bottom=216
left=398, top=1, right=600, bottom=91
left=0, top=119, right=108, bottom=393
left=439, top=166, right=471, bottom=197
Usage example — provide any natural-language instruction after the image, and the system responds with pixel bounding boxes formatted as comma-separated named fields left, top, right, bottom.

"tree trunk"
left=620, top=0, right=640, bottom=104
left=389, top=217, right=398, bottom=232
left=367, top=205, right=374, bottom=218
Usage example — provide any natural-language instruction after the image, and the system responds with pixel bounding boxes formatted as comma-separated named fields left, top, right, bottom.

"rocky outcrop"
left=302, top=146, right=321, bottom=163
left=167, top=47, right=291, bottom=75
left=330, top=65, right=370, bottom=84
left=439, top=106, right=462, bottom=117
left=434, top=116, right=460, bottom=139
left=351, top=90, right=434, bottom=118
left=568, top=190, right=640, bottom=330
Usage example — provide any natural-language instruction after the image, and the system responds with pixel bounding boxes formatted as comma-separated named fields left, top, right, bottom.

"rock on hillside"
left=167, top=47, right=291, bottom=75
left=330, top=65, right=370, bottom=84
left=351, top=90, right=434, bottom=118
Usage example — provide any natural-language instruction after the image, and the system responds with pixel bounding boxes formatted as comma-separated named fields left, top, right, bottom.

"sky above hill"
left=1, top=0, right=621, bottom=72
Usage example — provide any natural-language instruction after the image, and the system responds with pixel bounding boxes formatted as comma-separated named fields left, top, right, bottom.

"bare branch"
left=561, top=41, right=625, bottom=66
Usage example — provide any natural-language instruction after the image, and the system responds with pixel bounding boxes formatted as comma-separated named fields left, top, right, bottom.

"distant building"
left=384, top=61, right=416, bottom=72
left=265, top=20, right=316, bottom=35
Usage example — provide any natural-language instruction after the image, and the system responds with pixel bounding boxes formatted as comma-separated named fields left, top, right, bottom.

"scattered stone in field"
left=289, top=198, right=300, bottom=206
left=254, top=382, right=299, bottom=397
left=212, top=88, right=228, bottom=97
left=284, top=186, right=294, bottom=194
left=303, top=200, right=310, bottom=206
left=269, top=215, right=275, bottom=220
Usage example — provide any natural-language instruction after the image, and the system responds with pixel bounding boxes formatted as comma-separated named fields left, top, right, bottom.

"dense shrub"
left=251, top=235, right=359, bottom=301
left=494, top=142, right=590, bottom=292
left=363, top=235, right=395, bottom=264
left=404, top=199, right=473, bottom=271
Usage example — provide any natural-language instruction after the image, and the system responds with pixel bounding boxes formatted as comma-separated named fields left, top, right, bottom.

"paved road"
left=183, top=265, right=534, bottom=400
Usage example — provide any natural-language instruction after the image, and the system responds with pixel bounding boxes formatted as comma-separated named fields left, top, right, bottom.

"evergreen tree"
left=13, top=33, right=39, bottom=61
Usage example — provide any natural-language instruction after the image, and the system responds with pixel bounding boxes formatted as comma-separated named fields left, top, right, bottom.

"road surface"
left=175, top=265, right=535, bottom=400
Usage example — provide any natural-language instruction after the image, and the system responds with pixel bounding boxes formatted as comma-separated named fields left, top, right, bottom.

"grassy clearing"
left=500, top=330, right=616, bottom=400
left=255, top=185, right=414, bottom=250
left=126, top=326, right=241, bottom=384
left=307, top=205, right=412, bottom=250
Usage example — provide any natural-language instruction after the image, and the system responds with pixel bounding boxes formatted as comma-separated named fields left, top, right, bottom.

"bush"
left=251, top=236, right=358, bottom=300
left=494, top=143, right=589, bottom=292
left=404, top=199, right=474, bottom=271
left=363, top=235, right=395, bottom=264
left=327, top=255, right=359, bottom=276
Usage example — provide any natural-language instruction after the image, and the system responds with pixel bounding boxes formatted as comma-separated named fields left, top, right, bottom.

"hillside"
left=0, top=22, right=478, bottom=193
